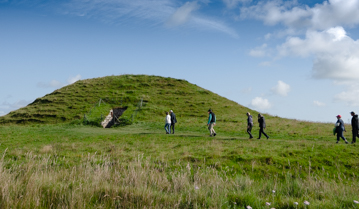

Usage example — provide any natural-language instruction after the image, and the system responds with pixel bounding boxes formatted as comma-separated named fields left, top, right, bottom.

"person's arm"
left=208, top=114, right=212, bottom=125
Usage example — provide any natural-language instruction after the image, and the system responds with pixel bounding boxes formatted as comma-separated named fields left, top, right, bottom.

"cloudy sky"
left=1, top=0, right=359, bottom=123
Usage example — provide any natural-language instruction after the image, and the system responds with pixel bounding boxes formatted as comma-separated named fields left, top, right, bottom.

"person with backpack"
left=257, top=114, right=269, bottom=139
left=170, top=110, right=177, bottom=134
left=335, top=115, right=348, bottom=144
left=350, top=111, right=359, bottom=144
left=207, top=109, right=216, bottom=136
left=246, top=112, right=254, bottom=139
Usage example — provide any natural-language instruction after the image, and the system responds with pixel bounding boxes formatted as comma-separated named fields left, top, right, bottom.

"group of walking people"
left=164, top=110, right=177, bottom=134
left=334, top=111, right=359, bottom=144
left=164, top=109, right=268, bottom=139
left=164, top=109, right=359, bottom=144
left=246, top=112, right=269, bottom=139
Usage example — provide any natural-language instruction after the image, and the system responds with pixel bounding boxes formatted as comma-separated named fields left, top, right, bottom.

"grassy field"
left=0, top=122, right=359, bottom=209
left=0, top=75, right=358, bottom=208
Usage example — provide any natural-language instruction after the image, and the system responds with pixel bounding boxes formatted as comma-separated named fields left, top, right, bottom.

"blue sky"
left=1, top=0, right=359, bottom=123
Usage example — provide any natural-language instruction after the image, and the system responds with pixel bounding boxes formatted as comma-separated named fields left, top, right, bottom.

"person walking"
left=170, top=110, right=177, bottom=134
left=335, top=115, right=348, bottom=144
left=164, top=112, right=171, bottom=134
left=207, top=109, right=216, bottom=136
left=257, top=114, right=269, bottom=139
left=351, top=111, right=359, bottom=144
left=246, top=112, right=254, bottom=139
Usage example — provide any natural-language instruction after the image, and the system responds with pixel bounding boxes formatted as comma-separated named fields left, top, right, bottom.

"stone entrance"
left=101, top=107, right=127, bottom=128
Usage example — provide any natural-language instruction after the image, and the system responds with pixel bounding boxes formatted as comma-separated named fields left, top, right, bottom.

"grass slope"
left=0, top=74, right=334, bottom=140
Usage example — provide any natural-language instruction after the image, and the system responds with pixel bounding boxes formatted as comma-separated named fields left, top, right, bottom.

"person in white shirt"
left=164, top=112, right=171, bottom=134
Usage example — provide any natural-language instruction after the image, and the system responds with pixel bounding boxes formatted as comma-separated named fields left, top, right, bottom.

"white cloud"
left=61, top=0, right=237, bottom=37
left=313, top=100, right=326, bottom=107
left=264, top=33, right=272, bottom=40
left=191, top=16, right=239, bottom=38
left=37, top=74, right=82, bottom=89
left=250, top=97, right=272, bottom=110
left=271, top=80, right=290, bottom=96
left=166, top=1, right=199, bottom=26
left=37, top=80, right=63, bottom=88
left=67, top=74, right=81, bottom=84
left=277, top=27, right=359, bottom=81
left=249, top=44, right=268, bottom=57
left=334, top=84, right=359, bottom=106
left=241, top=0, right=359, bottom=108
left=240, top=0, right=359, bottom=30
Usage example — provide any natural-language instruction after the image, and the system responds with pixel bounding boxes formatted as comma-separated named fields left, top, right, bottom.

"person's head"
left=208, top=109, right=212, bottom=113
left=336, top=115, right=341, bottom=119
left=246, top=112, right=251, bottom=116
left=170, top=110, right=173, bottom=113
left=351, top=111, right=355, bottom=116
left=258, top=114, right=262, bottom=117
left=166, top=112, right=169, bottom=115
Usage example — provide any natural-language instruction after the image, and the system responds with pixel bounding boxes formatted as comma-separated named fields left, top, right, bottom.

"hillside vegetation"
left=0, top=74, right=333, bottom=139
left=1, top=75, right=358, bottom=208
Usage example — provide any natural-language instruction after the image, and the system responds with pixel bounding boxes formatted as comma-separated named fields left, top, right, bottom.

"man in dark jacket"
left=336, top=115, right=348, bottom=144
left=257, top=114, right=269, bottom=139
left=170, top=110, right=177, bottom=134
left=246, top=112, right=253, bottom=139
left=350, top=111, right=359, bottom=144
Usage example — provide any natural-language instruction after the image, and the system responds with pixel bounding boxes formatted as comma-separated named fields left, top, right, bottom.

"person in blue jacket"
left=207, top=109, right=216, bottom=136
left=335, top=115, right=348, bottom=144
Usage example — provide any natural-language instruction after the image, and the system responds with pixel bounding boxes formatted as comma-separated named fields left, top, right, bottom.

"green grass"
left=0, top=123, right=358, bottom=208
left=0, top=74, right=358, bottom=208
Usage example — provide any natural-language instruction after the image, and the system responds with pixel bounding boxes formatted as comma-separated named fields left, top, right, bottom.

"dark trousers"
left=170, top=123, right=175, bottom=134
left=337, top=130, right=346, bottom=142
left=352, top=128, right=359, bottom=143
left=247, top=124, right=253, bottom=138
left=259, top=127, right=269, bottom=139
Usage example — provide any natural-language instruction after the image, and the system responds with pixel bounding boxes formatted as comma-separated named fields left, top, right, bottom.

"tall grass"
left=1, top=150, right=358, bottom=209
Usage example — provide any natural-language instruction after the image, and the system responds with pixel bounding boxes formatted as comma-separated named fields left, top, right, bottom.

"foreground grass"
left=0, top=123, right=359, bottom=208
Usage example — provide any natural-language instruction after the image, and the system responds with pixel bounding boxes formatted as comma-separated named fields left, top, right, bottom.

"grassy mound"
left=0, top=74, right=333, bottom=139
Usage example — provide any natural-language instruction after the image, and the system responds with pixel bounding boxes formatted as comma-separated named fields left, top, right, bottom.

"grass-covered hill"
left=1, top=74, right=332, bottom=139
left=2, top=74, right=255, bottom=124
left=1, top=75, right=358, bottom=208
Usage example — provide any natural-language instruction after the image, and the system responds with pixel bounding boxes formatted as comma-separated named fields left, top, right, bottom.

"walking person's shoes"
left=209, top=135, right=213, bottom=137
left=352, top=141, right=356, bottom=144
left=267, top=136, right=269, bottom=140
left=214, top=133, right=217, bottom=136
left=345, top=140, right=349, bottom=144
left=249, top=136, right=253, bottom=139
